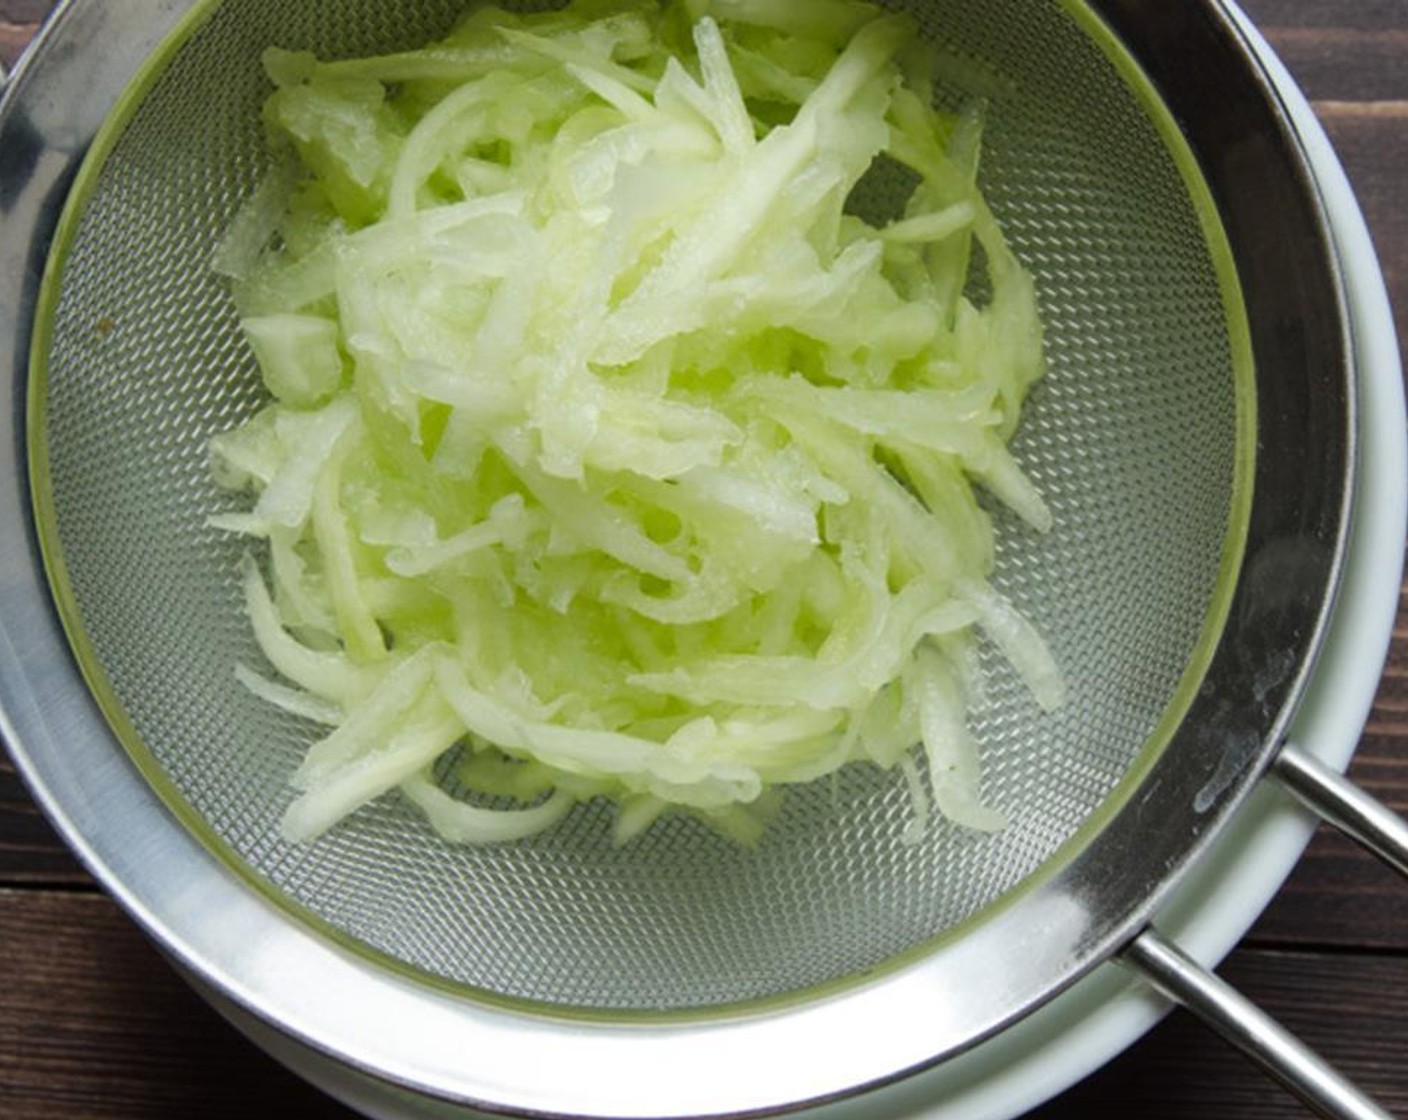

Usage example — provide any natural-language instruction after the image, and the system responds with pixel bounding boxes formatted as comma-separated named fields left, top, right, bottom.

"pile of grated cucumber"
left=210, top=0, right=1062, bottom=847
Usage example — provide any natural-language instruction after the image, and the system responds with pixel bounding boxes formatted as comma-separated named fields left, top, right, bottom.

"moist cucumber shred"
left=209, top=0, right=1062, bottom=847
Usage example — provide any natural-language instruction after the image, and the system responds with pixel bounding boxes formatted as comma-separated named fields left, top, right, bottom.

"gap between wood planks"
left=1315, top=100, right=1408, bottom=119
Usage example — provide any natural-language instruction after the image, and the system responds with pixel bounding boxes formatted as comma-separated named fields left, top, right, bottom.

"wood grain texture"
left=0, top=0, right=55, bottom=18
left=0, top=759, right=88, bottom=885
left=1252, top=591, right=1408, bottom=951
left=1313, top=114, right=1408, bottom=353
left=0, top=2, right=1405, bottom=1119
left=1238, top=0, right=1408, bottom=33
left=1257, top=29, right=1408, bottom=103
left=0, top=891, right=355, bottom=1119
left=1241, top=0, right=1408, bottom=104
left=1036, top=951, right=1408, bottom=1119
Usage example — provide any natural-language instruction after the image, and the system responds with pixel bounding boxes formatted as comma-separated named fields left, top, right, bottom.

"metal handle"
left=1274, top=744, right=1408, bottom=876
left=1118, top=745, right=1408, bottom=1118
left=1123, top=928, right=1394, bottom=1120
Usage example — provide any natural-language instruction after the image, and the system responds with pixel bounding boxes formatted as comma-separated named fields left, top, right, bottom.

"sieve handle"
left=1274, top=744, right=1408, bottom=877
left=1123, top=928, right=1395, bottom=1120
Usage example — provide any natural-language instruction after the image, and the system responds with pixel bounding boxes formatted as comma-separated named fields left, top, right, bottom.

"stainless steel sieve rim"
left=1, top=2, right=1403, bottom=1119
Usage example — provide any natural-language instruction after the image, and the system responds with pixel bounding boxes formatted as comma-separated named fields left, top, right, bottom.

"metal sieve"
left=2, top=1, right=1406, bottom=1118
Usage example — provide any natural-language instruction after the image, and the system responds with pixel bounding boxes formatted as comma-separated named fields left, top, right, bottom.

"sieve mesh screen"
left=35, top=0, right=1240, bottom=1012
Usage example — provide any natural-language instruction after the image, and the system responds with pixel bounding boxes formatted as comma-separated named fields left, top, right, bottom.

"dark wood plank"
left=0, top=756, right=89, bottom=885
left=1237, top=0, right=1408, bottom=101
left=1313, top=110, right=1408, bottom=354
left=1257, top=28, right=1408, bottom=102
left=1253, top=826, right=1408, bottom=950
left=0, top=1, right=55, bottom=21
left=1238, top=1, right=1408, bottom=32
left=0, top=890, right=357, bottom=1120
left=1031, top=949, right=1408, bottom=1119
left=1252, top=589, right=1408, bottom=950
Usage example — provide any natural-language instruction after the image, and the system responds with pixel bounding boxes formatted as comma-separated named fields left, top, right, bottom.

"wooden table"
left=2, top=2, right=1405, bottom=1117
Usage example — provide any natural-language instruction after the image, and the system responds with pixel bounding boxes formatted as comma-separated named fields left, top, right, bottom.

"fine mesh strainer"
left=34, top=0, right=1248, bottom=1011
left=2, top=1, right=1407, bottom=1118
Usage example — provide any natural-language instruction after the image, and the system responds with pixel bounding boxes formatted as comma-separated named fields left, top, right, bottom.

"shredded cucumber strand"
left=213, top=0, right=1059, bottom=847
